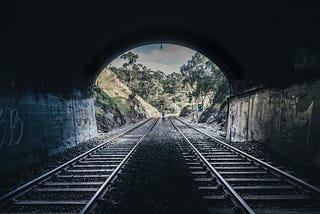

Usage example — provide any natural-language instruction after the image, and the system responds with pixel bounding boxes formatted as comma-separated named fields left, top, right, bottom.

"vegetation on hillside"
left=94, top=48, right=230, bottom=132
left=108, top=51, right=229, bottom=114
left=94, top=68, right=159, bottom=131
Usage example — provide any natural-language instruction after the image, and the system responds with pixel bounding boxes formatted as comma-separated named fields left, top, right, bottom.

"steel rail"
left=0, top=118, right=153, bottom=208
left=81, top=118, right=159, bottom=213
left=169, top=117, right=255, bottom=214
left=175, top=116, right=320, bottom=198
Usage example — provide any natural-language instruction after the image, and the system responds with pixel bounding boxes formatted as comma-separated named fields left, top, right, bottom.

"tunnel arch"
left=1, top=1, right=320, bottom=175
left=86, top=29, right=241, bottom=95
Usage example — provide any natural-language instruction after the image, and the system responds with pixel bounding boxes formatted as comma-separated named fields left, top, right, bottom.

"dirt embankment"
left=94, top=69, right=159, bottom=132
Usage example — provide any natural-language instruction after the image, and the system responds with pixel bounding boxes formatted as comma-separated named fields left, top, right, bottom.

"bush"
left=179, top=106, right=193, bottom=117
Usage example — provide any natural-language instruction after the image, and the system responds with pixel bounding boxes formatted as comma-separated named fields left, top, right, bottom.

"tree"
left=120, top=51, right=139, bottom=87
left=106, top=51, right=228, bottom=114
left=180, top=52, right=224, bottom=107
left=121, top=51, right=138, bottom=68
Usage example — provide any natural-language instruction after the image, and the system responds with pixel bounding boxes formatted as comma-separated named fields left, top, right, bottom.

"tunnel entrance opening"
left=90, top=40, right=320, bottom=173
left=0, top=3, right=320, bottom=201
left=93, top=43, right=230, bottom=136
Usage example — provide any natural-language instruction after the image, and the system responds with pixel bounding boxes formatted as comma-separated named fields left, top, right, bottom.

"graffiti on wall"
left=0, top=108, right=24, bottom=148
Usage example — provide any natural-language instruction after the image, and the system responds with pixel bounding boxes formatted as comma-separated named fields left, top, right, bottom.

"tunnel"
left=1, top=0, right=320, bottom=173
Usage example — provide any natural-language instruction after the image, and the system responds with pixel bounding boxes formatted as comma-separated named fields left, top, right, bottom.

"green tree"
left=120, top=51, right=139, bottom=87
left=180, top=52, right=224, bottom=107
left=108, top=51, right=228, bottom=114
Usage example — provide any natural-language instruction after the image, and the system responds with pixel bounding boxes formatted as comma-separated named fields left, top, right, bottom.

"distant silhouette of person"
left=162, top=111, right=165, bottom=120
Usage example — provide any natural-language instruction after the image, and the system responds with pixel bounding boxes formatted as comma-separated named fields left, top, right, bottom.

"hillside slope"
left=94, top=68, right=159, bottom=132
left=179, top=77, right=230, bottom=139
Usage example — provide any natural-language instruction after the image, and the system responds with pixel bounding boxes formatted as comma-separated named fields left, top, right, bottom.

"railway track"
left=170, top=117, right=320, bottom=214
left=0, top=118, right=158, bottom=213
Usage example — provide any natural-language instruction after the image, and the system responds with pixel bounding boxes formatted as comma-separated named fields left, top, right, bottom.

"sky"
left=109, top=44, right=196, bottom=74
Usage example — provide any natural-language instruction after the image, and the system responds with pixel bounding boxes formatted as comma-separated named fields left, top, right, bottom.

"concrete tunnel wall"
left=227, top=80, right=320, bottom=168
left=0, top=90, right=97, bottom=172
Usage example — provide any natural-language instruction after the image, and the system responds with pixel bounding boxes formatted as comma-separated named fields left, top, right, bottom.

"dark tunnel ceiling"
left=1, top=1, right=320, bottom=95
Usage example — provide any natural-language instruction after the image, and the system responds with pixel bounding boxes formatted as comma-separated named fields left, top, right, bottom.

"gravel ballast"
left=2, top=116, right=319, bottom=213
left=0, top=120, right=147, bottom=197
left=94, top=119, right=207, bottom=214
left=180, top=118, right=320, bottom=187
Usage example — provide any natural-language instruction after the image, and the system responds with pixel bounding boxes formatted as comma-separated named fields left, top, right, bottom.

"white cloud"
left=109, top=44, right=196, bottom=74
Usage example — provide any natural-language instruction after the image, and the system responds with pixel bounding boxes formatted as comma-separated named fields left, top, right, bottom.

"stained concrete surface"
left=227, top=80, right=320, bottom=168
left=0, top=90, right=97, bottom=173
